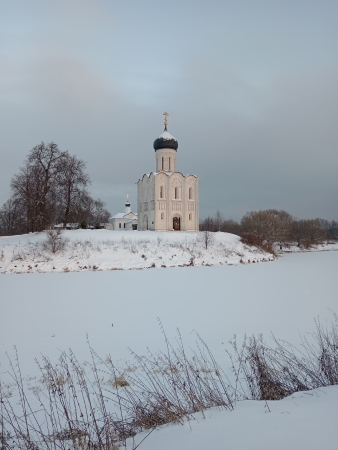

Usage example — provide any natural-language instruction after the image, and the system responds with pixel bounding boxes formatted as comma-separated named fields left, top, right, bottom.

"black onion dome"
left=153, top=128, right=178, bottom=151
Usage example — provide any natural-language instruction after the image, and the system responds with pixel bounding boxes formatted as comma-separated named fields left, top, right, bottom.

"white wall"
left=155, top=148, right=177, bottom=172
left=138, top=173, right=199, bottom=231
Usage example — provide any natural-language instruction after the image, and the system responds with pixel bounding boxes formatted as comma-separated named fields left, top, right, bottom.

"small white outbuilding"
left=106, top=196, right=138, bottom=231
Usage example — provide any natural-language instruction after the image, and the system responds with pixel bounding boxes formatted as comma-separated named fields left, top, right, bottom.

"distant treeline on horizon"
left=200, top=210, right=338, bottom=248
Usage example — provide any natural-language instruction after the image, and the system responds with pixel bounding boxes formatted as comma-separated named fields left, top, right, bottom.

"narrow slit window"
left=189, top=187, right=193, bottom=199
left=162, top=157, right=164, bottom=171
left=169, top=157, right=171, bottom=171
left=175, top=187, right=178, bottom=199
left=160, top=186, right=163, bottom=198
left=189, top=213, right=192, bottom=220
left=161, top=212, right=164, bottom=219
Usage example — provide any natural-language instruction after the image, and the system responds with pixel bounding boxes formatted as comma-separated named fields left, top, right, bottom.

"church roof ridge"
left=110, top=211, right=137, bottom=220
left=138, top=171, right=198, bottom=182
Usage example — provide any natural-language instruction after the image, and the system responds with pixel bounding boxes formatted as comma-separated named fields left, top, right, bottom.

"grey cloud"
left=0, top=0, right=337, bottom=221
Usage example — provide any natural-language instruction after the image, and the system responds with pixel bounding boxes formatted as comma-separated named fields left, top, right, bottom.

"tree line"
left=0, top=142, right=111, bottom=234
left=200, top=209, right=338, bottom=248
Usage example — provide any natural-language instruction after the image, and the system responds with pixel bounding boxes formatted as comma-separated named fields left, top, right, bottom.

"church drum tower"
left=137, top=113, right=199, bottom=231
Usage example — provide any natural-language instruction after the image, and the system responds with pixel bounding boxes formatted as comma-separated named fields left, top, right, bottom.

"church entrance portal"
left=173, top=217, right=181, bottom=231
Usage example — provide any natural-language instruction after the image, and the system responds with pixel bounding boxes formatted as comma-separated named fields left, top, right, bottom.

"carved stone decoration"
left=172, top=176, right=181, bottom=187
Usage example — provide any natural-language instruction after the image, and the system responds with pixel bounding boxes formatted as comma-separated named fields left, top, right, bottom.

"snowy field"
left=1, top=249, right=338, bottom=449
left=0, top=229, right=273, bottom=274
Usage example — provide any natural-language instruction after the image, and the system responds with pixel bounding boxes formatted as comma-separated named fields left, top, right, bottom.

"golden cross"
left=163, top=111, right=169, bottom=126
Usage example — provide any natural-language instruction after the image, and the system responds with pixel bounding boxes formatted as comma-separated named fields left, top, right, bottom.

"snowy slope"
left=128, top=386, right=338, bottom=450
left=0, top=230, right=273, bottom=274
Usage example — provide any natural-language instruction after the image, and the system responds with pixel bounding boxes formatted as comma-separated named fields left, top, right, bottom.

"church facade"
left=137, top=114, right=199, bottom=231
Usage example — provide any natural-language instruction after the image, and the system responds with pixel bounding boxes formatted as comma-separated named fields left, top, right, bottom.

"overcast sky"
left=1, top=0, right=337, bottom=220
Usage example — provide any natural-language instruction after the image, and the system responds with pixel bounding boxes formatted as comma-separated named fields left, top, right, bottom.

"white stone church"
left=137, top=113, right=199, bottom=231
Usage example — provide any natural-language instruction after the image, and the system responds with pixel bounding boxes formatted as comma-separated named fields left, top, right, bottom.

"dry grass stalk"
left=1, top=314, right=338, bottom=448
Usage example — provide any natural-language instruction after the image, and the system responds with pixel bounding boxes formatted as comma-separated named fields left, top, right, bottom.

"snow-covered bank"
left=128, top=386, right=338, bottom=450
left=278, top=241, right=338, bottom=254
left=0, top=230, right=273, bottom=274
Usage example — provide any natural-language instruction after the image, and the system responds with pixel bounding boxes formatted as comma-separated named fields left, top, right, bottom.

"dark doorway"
left=173, top=217, right=181, bottom=231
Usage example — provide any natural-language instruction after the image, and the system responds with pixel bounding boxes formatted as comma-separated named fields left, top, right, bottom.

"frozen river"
left=1, top=251, right=337, bottom=375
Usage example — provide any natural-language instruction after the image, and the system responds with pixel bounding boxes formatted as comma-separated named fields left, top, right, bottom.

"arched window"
left=160, top=186, right=163, bottom=198
left=189, top=187, right=193, bottom=199
left=175, top=187, right=178, bottom=199
left=161, top=212, right=164, bottom=219
left=162, top=157, right=164, bottom=171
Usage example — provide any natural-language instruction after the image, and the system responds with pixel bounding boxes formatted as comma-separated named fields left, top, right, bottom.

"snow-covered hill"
left=0, top=230, right=273, bottom=274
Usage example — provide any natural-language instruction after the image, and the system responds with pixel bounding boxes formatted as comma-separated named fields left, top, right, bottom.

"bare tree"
left=1, top=142, right=111, bottom=234
left=200, top=216, right=215, bottom=231
left=198, top=208, right=336, bottom=250
left=200, top=212, right=243, bottom=235
left=10, top=163, right=45, bottom=232
left=28, top=142, right=68, bottom=230
left=70, top=194, right=111, bottom=228
left=197, top=229, right=215, bottom=250
left=222, top=219, right=242, bottom=235
left=91, top=198, right=111, bottom=227
left=0, top=198, right=20, bottom=234
left=302, top=219, right=326, bottom=246
left=326, top=220, right=338, bottom=240
left=290, top=218, right=327, bottom=247
left=241, top=209, right=293, bottom=246
left=57, top=154, right=90, bottom=227
left=215, top=210, right=224, bottom=232
left=290, top=219, right=308, bottom=247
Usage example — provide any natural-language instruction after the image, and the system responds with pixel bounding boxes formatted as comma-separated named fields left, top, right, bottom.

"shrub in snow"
left=42, top=229, right=68, bottom=254
left=241, top=233, right=276, bottom=256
